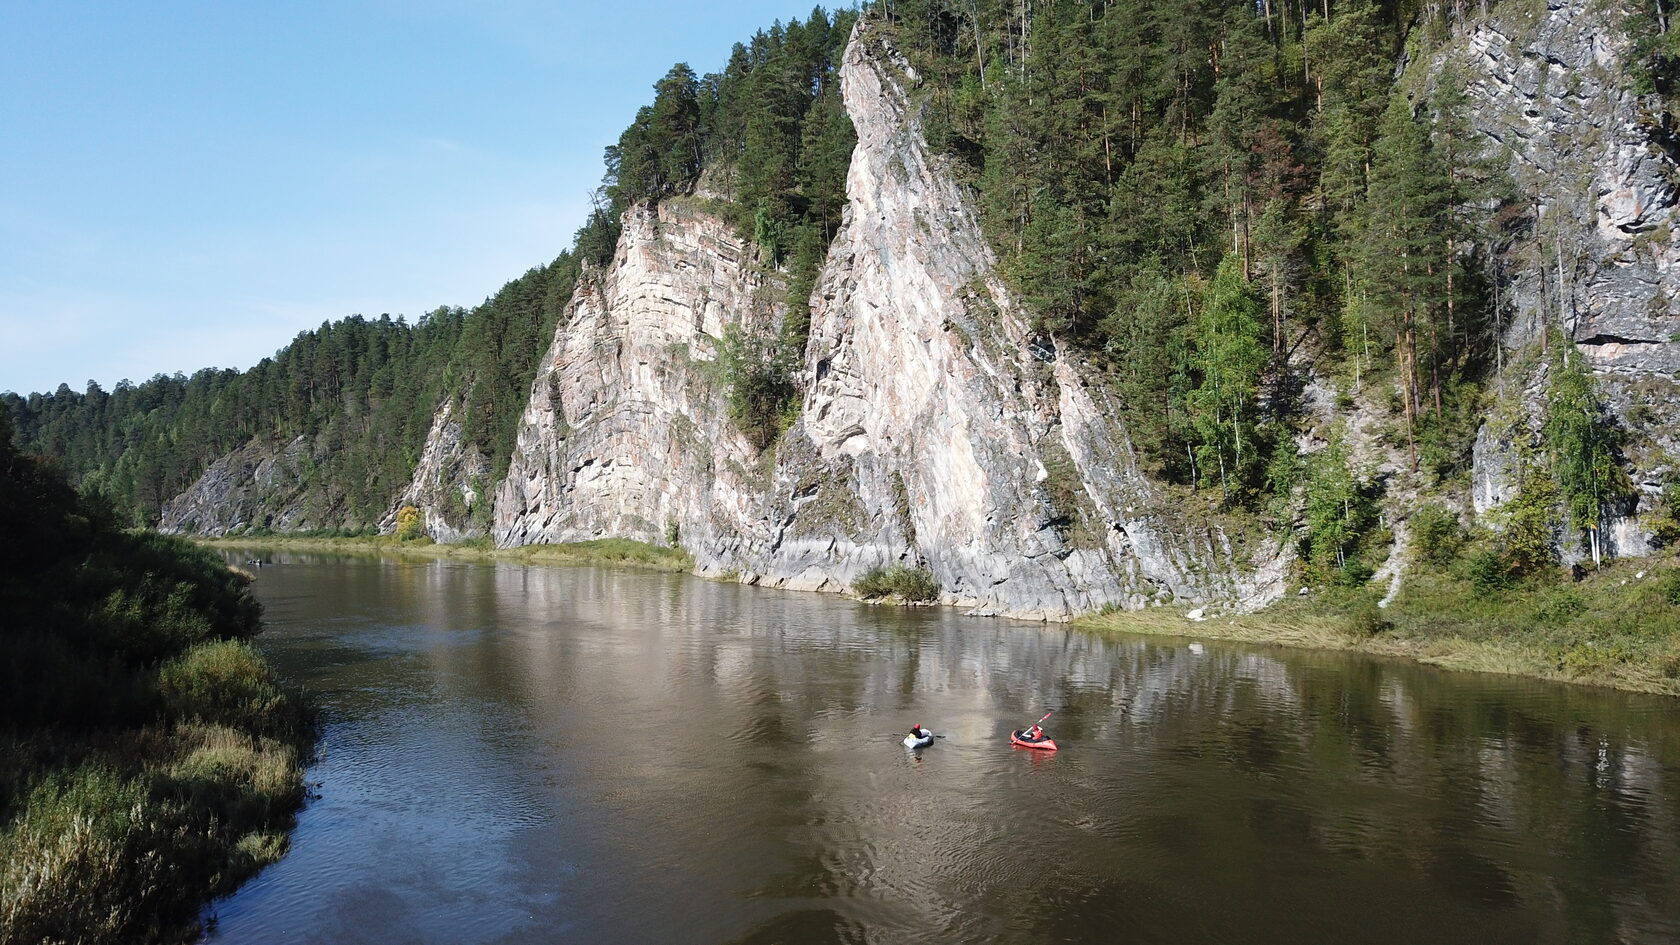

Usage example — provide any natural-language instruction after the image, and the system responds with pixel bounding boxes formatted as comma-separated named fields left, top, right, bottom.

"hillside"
left=6, top=0, right=1679, bottom=620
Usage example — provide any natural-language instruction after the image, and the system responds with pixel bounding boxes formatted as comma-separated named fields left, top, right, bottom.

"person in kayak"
left=909, top=723, right=930, bottom=741
left=1021, top=724, right=1046, bottom=742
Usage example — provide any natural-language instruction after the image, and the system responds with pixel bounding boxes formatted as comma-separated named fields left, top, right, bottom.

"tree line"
left=4, top=255, right=578, bottom=528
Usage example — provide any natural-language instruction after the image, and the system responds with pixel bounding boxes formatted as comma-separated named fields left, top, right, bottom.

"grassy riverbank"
left=2, top=421, right=315, bottom=944
left=1079, top=559, right=1680, bottom=697
left=200, top=534, right=695, bottom=571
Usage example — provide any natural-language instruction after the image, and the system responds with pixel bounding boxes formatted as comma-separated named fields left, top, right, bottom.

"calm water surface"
left=206, top=553, right=1680, bottom=944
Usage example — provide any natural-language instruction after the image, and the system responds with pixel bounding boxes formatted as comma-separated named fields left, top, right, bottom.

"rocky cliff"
left=488, top=23, right=1285, bottom=619
left=378, top=398, right=491, bottom=542
left=492, top=197, right=781, bottom=555
left=1443, top=0, right=1680, bottom=556
left=160, top=435, right=323, bottom=535
left=160, top=0, right=1678, bottom=616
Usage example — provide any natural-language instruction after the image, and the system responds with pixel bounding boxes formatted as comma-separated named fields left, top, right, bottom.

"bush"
left=1336, top=589, right=1391, bottom=637
left=1531, top=586, right=1587, bottom=626
left=1410, top=504, right=1466, bottom=567
left=157, top=641, right=312, bottom=743
left=394, top=505, right=424, bottom=541
left=1462, top=548, right=1515, bottom=593
left=1661, top=570, right=1680, bottom=607
left=162, top=724, right=305, bottom=863
left=718, top=325, right=798, bottom=452
left=853, top=565, right=941, bottom=602
left=0, top=767, right=210, bottom=945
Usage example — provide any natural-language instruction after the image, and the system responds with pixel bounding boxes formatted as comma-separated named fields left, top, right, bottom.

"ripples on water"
left=205, top=555, right=1680, bottom=944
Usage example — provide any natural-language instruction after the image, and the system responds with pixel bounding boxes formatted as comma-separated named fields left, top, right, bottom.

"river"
left=204, top=552, right=1680, bottom=944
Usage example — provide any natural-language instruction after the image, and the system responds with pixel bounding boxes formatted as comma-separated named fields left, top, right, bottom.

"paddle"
left=1017, top=710, right=1052, bottom=739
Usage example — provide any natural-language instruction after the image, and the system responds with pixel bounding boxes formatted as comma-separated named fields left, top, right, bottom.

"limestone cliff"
left=1439, top=0, right=1680, bottom=556
left=489, top=23, right=1284, bottom=619
left=492, top=198, right=780, bottom=555
left=159, top=0, right=1678, bottom=615
left=159, top=435, right=323, bottom=535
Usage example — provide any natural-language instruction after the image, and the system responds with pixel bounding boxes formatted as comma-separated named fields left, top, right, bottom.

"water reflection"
left=207, top=553, right=1680, bottom=944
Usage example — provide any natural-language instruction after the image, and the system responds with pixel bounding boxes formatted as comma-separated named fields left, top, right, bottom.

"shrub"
left=162, top=724, right=305, bottom=867
left=1661, top=570, right=1680, bottom=607
left=1462, top=548, right=1515, bottom=593
left=0, top=767, right=210, bottom=945
left=1336, top=589, right=1391, bottom=637
left=718, top=325, right=797, bottom=452
left=1410, top=504, right=1466, bottom=567
left=157, top=641, right=312, bottom=743
left=1531, top=586, right=1587, bottom=626
left=394, top=505, right=424, bottom=541
left=853, top=565, right=941, bottom=602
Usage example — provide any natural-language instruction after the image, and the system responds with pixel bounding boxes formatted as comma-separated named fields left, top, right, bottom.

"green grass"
left=201, top=534, right=696, bottom=572
left=1078, top=560, right=1680, bottom=696
left=853, top=565, right=941, bottom=603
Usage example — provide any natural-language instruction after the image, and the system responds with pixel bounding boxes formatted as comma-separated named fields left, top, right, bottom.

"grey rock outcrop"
left=1442, top=0, right=1679, bottom=549
left=492, top=198, right=781, bottom=555
left=378, top=398, right=491, bottom=542
left=159, top=435, right=323, bottom=535
left=162, top=0, right=1676, bottom=612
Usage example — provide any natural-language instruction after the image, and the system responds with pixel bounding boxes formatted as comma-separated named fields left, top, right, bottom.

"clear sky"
left=1, top=0, right=843, bottom=397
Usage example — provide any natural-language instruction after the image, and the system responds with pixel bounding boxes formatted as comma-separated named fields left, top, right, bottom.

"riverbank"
left=1, top=426, right=316, bottom=945
left=1079, top=559, right=1680, bottom=697
left=198, top=535, right=695, bottom=571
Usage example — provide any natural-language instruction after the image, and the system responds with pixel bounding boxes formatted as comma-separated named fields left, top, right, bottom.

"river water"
left=204, top=552, right=1680, bottom=944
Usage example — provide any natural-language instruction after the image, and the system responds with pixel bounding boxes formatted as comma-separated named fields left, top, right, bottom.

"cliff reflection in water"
left=210, top=553, right=1680, bottom=945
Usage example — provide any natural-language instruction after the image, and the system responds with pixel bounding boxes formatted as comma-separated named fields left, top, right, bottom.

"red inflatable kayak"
left=1010, top=729, right=1058, bottom=751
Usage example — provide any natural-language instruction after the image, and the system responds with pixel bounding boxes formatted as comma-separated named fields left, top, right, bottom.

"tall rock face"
left=491, top=23, right=1284, bottom=619
left=1445, top=0, right=1680, bottom=553
left=492, top=198, right=781, bottom=555
left=377, top=398, right=491, bottom=542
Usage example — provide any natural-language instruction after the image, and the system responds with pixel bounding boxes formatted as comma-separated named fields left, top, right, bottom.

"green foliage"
left=1299, top=438, right=1382, bottom=586
left=1628, top=0, right=1680, bottom=107
left=0, top=434, right=313, bottom=945
left=1334, top=588, right=1392, bottom=637
left=1409, top=503, right=1466, bottom=567
left=1646, top=470, right=1680, bottom=548
left=157, top=641, right=312, bottom=742
left=3, top=254, right=577, bottom=533
left=1498, top=463, right=1561, bottom=579
left=1543, top=341, right=1633, bottom=562
left=853, top=565, right=941, bottom=602
left=1661, top=569, right=1680, bottom=606
left=1190, top=256, right=1271, bottom=498
left=873, top=0, right=1508, bottom=498
left=1461, top=547, right=1515, bottom=593
left=718, top=325, right=798, bottom=452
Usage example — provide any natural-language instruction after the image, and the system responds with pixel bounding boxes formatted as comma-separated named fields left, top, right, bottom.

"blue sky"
left=1, top=0, right=844, bottom=396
